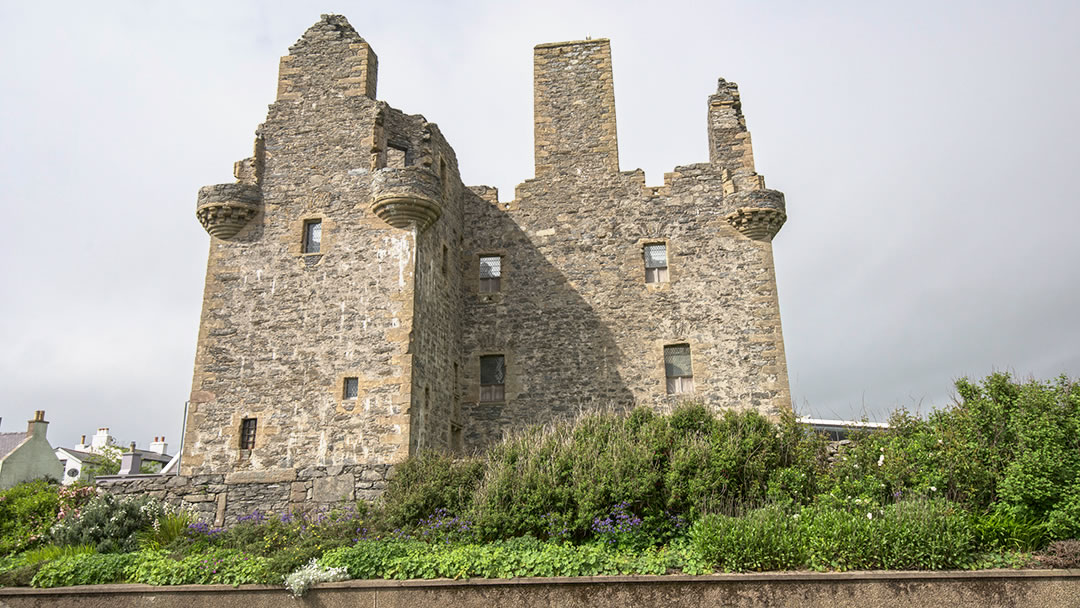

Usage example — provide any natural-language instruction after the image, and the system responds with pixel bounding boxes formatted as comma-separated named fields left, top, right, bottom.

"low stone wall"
left=96, top=464, right=392, bottom=526
left=1, top=570, right=1078, bottom=608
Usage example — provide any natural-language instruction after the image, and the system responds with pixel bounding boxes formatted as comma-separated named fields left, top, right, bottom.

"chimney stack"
left=26, top=410, right=49, bottom=437
left=118, top=441, right=142, bottom=476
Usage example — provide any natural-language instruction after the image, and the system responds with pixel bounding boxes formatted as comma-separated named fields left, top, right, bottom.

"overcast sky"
left=1, top=0, right=1077, bottom=452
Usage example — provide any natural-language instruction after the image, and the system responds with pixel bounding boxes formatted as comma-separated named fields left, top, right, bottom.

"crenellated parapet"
left=724, top=189, right=787, bottom=241
left=369, top=167, right=442, bottom=232
left=195, top=183, right=262, bottom=240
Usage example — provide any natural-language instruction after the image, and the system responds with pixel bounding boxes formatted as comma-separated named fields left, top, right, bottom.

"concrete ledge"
left=1, top=570, right=1078, bottom=608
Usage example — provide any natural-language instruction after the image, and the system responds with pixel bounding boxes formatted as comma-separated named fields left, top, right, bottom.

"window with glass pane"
left=303, top=220, right=322, bottom=254
left=644, top=243, right=669, bottom=283
left=240, top=418, right=258, bottom=449
left=343, top=377, right=359, bottom=399
left=479, top=354, right=505, bottom=402
left=479, top=256, right=502, bottom=293
left=664, top=344, right=694, bottom=394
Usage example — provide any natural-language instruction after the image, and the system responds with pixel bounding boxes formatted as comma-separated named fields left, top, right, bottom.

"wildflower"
left=867, top=512, right=873, bottom=520
left=930, top=486, right=937, bottom=492
left=877, top=454, right=884, bottom=467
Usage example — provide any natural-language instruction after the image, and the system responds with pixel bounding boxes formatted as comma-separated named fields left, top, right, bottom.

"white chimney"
left=91, top=427, right=114, bottom=452
left=149, top=436, right=168, bottom=455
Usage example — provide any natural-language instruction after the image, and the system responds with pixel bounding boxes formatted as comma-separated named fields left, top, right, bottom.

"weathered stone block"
left=313, top=474, right=355, bottom=502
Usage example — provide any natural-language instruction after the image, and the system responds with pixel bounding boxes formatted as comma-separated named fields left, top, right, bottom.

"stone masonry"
left=174, top=14, right=792, bottom=505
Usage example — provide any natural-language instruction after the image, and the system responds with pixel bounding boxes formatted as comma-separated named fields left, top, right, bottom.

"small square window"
left=240, top=417, right=258, bottom=449
left=479, top=355, right=505, bottom=402
left=303, top=220, right=322, bottom=254
left=644, top=243, right=669, bottom=283
left=479, top=256, right=502, bottom=293
left=343, top=377, right=359, bottom=399
left=664, top=344, right=694, bottom=395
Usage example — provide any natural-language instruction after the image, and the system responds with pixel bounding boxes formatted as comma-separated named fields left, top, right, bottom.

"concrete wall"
left=2, top=570, right=1078, bottom=608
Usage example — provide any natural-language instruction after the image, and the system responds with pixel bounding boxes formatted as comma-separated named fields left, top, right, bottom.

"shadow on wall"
left=461, top=189, right=635, bottom=450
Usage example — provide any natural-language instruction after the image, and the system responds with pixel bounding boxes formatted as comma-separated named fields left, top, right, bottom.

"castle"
left=181, top=15, right=791, bottom=477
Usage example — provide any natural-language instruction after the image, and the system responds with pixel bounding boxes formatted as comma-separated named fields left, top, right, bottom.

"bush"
left=0, top=480, right=61, bottom=556
left=379, top=451, right=483, bottom=529
left=1036, top=540, right=1080, bottom=569
left=691, top=500, right=976, bottom=572
left=49, top=494, right=168, bottom=553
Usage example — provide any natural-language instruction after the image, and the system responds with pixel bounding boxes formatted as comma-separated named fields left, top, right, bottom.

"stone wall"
left=182, top=15, right=793, bottom=477
left=97, top=464, right=392, bottom=527
left=459, top=42, right=791, bottom=448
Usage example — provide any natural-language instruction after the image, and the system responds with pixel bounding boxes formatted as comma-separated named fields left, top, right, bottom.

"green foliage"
left=19, top=544, right=95, bottom=566
left=30, top=552, right=138, bottom=587
left=126, top=549, right=274, bottom=586
left=137, top=511, right=195, bottom=550
left=379, top=451, right=483, bottom=528
left=691, top=499, right=976, bottom=571
left=49, top=494, right=168, bottom=553
left=320, top=536, right=703, bottom=580
left=469, top=405, right=826, bottom=542
left=0, top=480, right=61, bottom=555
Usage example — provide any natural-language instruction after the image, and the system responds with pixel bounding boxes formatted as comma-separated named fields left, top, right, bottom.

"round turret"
left=196, top=183, right=262, bottom=240
left=724, top=189, right=787, bottom=241
left=369, top=167, right=442, bottom=232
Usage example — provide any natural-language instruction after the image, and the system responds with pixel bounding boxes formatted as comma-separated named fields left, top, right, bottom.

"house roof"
left=56, top=446, right=173, bottom=464
left=0, top=432, right=27, bottom=460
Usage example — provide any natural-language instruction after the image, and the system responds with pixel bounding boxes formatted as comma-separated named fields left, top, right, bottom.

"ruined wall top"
left=533, top=39, right=619, bottom=179
left=276, top=14, right=378, bottom=102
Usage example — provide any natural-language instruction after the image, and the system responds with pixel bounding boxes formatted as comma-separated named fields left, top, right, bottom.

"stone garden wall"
left=96, top=464, right=392, bottom=527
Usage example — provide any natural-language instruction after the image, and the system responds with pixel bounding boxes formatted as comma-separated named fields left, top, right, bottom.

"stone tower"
left=182, top=15, right=790, bottom=476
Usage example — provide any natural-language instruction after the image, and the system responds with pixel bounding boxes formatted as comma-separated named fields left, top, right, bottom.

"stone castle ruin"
left=181, top=14, right=791, bottom=487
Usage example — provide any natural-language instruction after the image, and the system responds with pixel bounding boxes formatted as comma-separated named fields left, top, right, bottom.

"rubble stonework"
left=177, top=14, right=792, bottom=486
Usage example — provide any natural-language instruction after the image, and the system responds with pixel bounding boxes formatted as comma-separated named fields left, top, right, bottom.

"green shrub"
left=689, top=506, right=804, bottom=571
left=49, top=494, right=167, bottom=553
left=0, top=480, right=61, bottom=555
left=970, top=509, right=1047, bottom=552
left=379, top=451, right=483, bottom=529
left=691, top=500, right=976, bottom=572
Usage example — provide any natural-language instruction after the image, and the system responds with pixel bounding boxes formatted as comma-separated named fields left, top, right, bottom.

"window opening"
left=303, top=220, right=322, bottom=254
left=480, top=355, right=505, bottom=402
left=664, top=344, right=694, bottom=395
left=479, top=256, right=502, bottom=293
left=644, top=243, right=669, bottom=283
left=343, top=377, right=359, bottom=399
left=442, top=245, right=448, bottom=275
left=240, top=418, right=258, bottom=449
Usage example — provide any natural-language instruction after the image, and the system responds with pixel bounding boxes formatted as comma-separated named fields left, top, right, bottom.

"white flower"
left=854, top=463, right=860, bottom=469
left=877, top=454, right=885, bottom=467
left=867, top=512, right=873, bottom=520
left=930, top=486, right=937, bottom=492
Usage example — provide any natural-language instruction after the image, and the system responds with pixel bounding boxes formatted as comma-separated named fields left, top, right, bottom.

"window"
left=644, top=243, right=669, bottom=283
left=479, top=256, right=502, bottom=293
left=240, top=418, right=258, bottom=449
left=441, top=245, right=448, bottom=275
left=343, top=377, right=359, bottom=399
left=303, top=220, right=322, bottom=254
left=479, top=355, right=505, bottom=402
left=664, top=344, right=694, bottom=395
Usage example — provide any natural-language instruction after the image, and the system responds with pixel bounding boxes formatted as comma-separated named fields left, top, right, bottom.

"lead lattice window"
left=480, top=355, right=505, bottom=402
left=644, top=243, right=669, bottom=283
left=479, top=256, right=502, bottom=293
left=664, top=344, right=694, bottom=395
